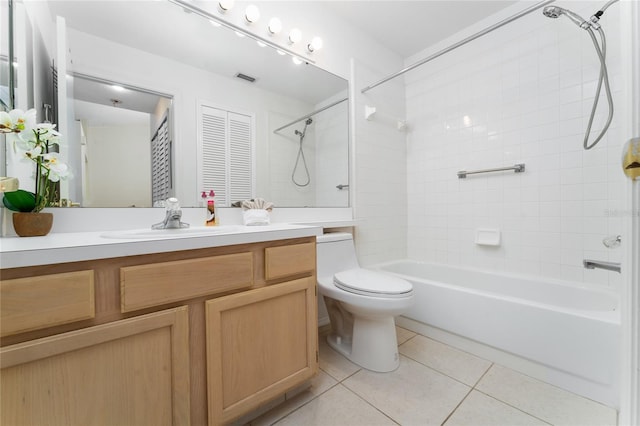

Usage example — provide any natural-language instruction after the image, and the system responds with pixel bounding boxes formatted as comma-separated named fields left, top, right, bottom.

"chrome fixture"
left=292, top=118, right=313, bottom=187
left=543, top=0, right=619, bottom=150
left=603, top=235, right=622, bottom=248
left=273, top=97, right=347, bottom=133
left=457, top=163, right=525, bottom=179
left=361, top=0, right=554, bottom=93
left=336, top=184, right=349, bottom=190
left=152, top=197, right=189, bottom=229
left=583, top=259, right=621, bottom=273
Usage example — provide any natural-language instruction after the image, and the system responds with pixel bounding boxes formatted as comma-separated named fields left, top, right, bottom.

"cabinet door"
left=1, top=306, right=190, bottom=426
left=206, top=277, right=318, bottom=425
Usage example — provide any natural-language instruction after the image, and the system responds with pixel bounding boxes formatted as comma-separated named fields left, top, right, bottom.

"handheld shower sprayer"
left=542, top=0, right=619, bottom=150
left=292, top=117, right=313, bottom=187
left=542, top=6, right=590, bottom=29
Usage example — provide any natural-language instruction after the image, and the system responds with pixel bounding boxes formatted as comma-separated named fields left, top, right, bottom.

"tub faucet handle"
left=602, top=235, right=621, bottom=248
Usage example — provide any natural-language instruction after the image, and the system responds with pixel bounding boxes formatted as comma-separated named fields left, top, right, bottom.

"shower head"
left=305, top=118, right=313, bottom=125
left=543, top=6, right=589, bottom=29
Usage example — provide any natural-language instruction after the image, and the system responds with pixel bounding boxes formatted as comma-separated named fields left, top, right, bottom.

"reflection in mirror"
left=70, top=74, right=173, bottom=208
left=14, top=0, right=349, bottom=208
left=0, top=0, right=12, bottom=109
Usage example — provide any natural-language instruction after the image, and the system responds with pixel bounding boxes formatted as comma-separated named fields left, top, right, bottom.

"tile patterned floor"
left=250, top=327, right=617, bottom=426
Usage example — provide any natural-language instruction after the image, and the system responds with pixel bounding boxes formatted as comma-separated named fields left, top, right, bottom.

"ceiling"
left=321, top=1, right=519, bottom=58
left=44, top=0, right=519, bottom=117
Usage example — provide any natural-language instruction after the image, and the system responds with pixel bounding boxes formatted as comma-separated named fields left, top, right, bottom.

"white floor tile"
left=399, top=334, right=492, bottom=386
left=343, top=355, right=471, bottom=425
left=444, top=390, right=549, bottom=426
left=476, top=365, right=617, bottom=426
left=273, top=384, right=397, bottom=426
left=251, top=371, right=338, bottom=426
left=318, top=336, right=361, bottom=381
left=396, top=325, right=417, bottom=345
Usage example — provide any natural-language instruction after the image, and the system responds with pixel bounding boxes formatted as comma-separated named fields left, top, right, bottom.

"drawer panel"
left=120, top=252, right=254, bottom=313
left=264, top=242, right=315, bottom=281
left=1, top=270, right=95, bottom=337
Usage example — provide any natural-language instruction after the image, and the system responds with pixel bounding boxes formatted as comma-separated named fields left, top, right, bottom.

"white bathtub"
left=375, top=260, right=620, bottom=406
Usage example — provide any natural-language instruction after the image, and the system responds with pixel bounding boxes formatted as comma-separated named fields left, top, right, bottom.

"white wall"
left=404, top=1, right=630, bottom=289
left=84, top=124, right=151, bottom=207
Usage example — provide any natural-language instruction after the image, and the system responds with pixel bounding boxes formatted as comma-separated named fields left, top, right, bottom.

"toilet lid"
left=333, top=268, right=413, bottom=298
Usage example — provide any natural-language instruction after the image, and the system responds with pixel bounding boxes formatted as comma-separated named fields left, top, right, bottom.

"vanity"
left=0, top=224, right=321, bottom=425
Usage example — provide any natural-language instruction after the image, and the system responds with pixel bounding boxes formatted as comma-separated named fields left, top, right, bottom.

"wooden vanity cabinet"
left=0, top=236, right=318, bottom=426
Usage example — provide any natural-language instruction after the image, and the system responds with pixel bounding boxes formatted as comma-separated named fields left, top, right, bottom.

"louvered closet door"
left=200, top=105, right=254, bottom=206
left=151, top=118, right=171, bottom=205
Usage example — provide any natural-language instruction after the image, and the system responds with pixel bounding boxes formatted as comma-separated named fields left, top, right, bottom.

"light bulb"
left=218, top=0, right=234, bottom=13
left=307, top=36, right=323, bottom=52
left=244, top=5, right=260, bottom=23
left=268, top=17, right=282, bottom=35
left=288, top=28, right=302, bottom=44
left=292, top=57, right=303, bottom=65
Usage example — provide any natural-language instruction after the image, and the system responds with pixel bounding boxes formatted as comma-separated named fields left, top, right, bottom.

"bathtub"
left=375, top=260, right=620, bottom=406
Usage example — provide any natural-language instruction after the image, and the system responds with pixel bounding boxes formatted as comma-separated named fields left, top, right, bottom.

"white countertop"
left=0, top=224, right=322, bottom=269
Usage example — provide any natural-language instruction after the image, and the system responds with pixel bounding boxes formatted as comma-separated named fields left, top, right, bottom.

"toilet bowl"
left=316, top=233, right=414, bottom=372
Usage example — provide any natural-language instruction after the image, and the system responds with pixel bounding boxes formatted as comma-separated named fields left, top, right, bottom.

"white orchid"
left=1, top=108, right=70, bottom=212
left=0, top=108, right=36, bottom=134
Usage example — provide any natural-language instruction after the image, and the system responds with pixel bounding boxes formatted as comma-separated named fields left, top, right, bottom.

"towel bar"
left=457, top=163, right=525, bottom=179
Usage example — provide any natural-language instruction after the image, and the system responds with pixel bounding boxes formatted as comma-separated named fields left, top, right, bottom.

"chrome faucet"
left=152, top=197, right=189, bottom=229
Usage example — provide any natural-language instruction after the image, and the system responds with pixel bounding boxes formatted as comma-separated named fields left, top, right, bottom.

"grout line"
left=397, top=351, right=481, bottom=389
left=472, top=389, right=555, bottom=426
left=440, top=386, right=474, bottom=426
left=340, top=382, right=401, bottom=425
left=470, top=362, right=494, bottom=389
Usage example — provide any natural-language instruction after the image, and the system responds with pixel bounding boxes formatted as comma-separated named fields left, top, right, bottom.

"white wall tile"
left=404, top=0, right=629, bottom=288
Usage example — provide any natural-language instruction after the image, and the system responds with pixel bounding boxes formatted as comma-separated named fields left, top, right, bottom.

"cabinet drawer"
left=0, top=270, right=95, bottom=337
left=120, top=252, right=254, bottom=313
left=264, top=242, right=315, bottom=280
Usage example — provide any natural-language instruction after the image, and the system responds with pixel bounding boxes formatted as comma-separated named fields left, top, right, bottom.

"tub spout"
left=583, top=259, right=621, bottom=273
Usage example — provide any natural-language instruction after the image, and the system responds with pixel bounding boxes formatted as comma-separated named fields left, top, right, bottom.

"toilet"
left=316, top=232, right=414, bottom=372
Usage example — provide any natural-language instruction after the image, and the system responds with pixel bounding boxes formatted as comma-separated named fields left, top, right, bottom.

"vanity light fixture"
left=307, top=36, right=323, bottom=53
left=288, top=28, right=302, bottom=44
left=268, top=17, right=282, bottom=35
left=167, top=0, right=315, bottom=65
left=244, top=5, right=260, bottom=24
left=218, top=0, right=234, bottom=13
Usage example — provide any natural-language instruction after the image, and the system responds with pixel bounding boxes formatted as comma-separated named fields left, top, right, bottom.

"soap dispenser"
left=206, top=190, right=218, bottom=226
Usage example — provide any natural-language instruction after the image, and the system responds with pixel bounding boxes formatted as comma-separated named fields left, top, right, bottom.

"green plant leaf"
left=2, top=190, right=37, bottom=212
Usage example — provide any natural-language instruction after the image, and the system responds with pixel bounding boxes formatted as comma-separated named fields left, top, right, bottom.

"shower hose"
left=583, top=26, right=614, bottom=150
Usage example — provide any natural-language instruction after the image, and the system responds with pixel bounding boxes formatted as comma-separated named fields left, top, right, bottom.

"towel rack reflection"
left=457, top=163, right=525, bottom=179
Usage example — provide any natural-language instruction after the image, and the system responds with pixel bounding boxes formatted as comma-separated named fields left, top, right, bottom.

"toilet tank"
left=316, top=232, right=359, bottom=278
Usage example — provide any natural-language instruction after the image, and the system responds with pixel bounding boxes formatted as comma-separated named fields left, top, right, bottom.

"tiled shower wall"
left=405, top=1, right=630, bottom=289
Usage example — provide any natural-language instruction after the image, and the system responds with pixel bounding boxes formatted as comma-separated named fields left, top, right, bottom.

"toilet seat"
left=333, top=268, right=413, bottom=298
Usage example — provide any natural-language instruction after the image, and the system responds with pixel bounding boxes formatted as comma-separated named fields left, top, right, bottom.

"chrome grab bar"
left=583, top=259, right=621, bottom=273
left=457, top=163, right=525, bottom=179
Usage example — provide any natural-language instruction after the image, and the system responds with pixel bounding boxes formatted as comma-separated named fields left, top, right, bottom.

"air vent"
left=236, top=73, right=256, bottom=83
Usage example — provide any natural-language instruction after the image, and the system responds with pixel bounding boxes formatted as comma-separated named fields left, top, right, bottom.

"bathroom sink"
left=101, top=225, right=246, bottom=239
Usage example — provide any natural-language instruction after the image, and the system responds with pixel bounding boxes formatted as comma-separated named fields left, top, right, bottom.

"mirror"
left=14, top=0, right=349, bottom=208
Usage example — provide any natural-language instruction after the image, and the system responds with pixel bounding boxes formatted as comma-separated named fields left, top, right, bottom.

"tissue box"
left=243, top=209, right=270, bottom=226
